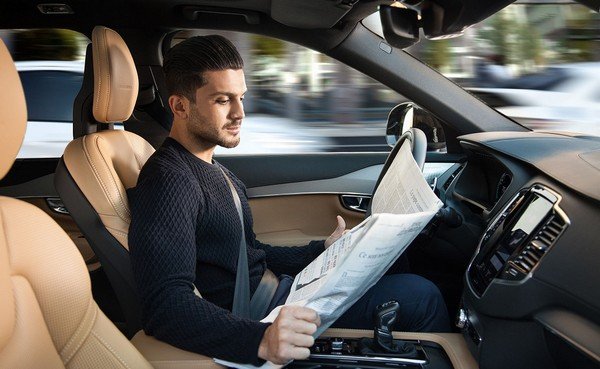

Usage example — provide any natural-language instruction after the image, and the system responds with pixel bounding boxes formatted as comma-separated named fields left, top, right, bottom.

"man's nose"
left=230, top=99, right=245, bottom=120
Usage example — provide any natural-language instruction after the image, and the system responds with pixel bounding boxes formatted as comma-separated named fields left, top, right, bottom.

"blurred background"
left=1, top=0, right=599, bottom=157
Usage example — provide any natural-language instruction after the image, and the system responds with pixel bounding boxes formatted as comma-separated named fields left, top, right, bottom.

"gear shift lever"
left=374, top=301, right=400, bottom=352
left=369, top=301, right=417, bottom=356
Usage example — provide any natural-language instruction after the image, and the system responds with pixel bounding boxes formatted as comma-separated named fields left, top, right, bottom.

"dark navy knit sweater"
left=128, top=137, right=324, bottom=364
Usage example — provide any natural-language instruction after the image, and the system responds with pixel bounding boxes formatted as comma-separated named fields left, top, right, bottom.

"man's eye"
left=216, top=99, right=229, bottom=105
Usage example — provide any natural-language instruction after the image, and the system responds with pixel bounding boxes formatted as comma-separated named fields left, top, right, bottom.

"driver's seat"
left=54, top=26, right=155, bottom=337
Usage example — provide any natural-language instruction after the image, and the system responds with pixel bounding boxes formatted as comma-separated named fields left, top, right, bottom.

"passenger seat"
left=0, top=33, right=153, bottom=369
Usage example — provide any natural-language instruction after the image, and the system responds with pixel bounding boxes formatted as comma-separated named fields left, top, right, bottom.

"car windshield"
left=365, top=2, right=600, bottom=137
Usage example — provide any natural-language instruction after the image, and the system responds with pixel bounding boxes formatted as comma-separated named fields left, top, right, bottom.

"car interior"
left=0, top=1, right=599, bottom=369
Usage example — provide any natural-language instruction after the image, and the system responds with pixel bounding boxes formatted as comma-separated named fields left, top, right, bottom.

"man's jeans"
left=267, top=273, right=450, bottom=332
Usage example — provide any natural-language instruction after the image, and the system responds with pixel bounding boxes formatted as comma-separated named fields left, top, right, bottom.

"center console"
left=293, top=336, right=431, bottom=368
left=288, top=301, right=476, bottom=369
left=459, top=184, right=570, bottom=365
left=466, top=184, right=568, bottom=297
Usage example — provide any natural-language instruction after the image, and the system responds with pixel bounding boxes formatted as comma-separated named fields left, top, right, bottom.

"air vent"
left=513, top=215, right=567, bottom=274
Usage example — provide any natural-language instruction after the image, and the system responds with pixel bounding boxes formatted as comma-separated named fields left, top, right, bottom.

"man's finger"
left=289, top=347, right=311, bottom=360
left=287, top=319, right=318, bottom=335
left=288, top=332, right=316, bottom=348
left=291, top=307, right=320, bottom=324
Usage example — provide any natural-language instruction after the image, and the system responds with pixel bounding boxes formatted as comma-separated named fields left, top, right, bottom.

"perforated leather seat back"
left=63, top=130, right=154, bottom=248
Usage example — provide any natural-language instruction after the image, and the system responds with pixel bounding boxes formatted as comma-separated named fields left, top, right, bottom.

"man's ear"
left=168, top=95, right=189, bottom=120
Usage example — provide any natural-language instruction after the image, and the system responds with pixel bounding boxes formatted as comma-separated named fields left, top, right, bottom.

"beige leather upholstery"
left=0, top=41, right=27, bottom=179
left=63, top=131, right=154, bottom=248
left=322, top=329, right=479, bottom=369
left=63, top=25, right=155, bottom=249
left=22, top=198, right=100, bottom=271
left=250, top=194, right=363, bottom=246
left=131, top=331, right=223, bottom=369
left=0, top=38, right=152, bottom=369
left=0, top=198, right=153, bottom=369
left=92, top=26, right=139, bottom=123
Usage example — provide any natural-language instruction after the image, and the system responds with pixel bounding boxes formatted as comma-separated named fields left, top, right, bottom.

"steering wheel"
left=366, top=127, right=427, bottom=217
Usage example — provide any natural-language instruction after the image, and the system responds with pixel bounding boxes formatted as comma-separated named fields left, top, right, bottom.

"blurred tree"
left=478, top=7, right=546, bottom=71
left=13, top=29, right=86, bottom=61
left=251, top=35, right=285, bottom=59
left=478, top=11, right=515, bottom=62
left=421, top=38, right=451, bottom=70
left=558, top=8, right=599, bottom=62
left=516, top=23, right=543, bottom=67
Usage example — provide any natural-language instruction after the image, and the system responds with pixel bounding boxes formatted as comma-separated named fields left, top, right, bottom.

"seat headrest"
left=0, top=40, right=27, bottom=180
left=91, top=26, right=139, bottom=123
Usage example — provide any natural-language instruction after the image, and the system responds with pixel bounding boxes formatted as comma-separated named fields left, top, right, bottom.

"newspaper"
left=216, top=143, right=443, bottom=369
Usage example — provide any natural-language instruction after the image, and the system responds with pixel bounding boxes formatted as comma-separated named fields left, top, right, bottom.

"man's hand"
left=258, top=306, right=321, bottom=364
left=324, top=215, right=347, bottom=249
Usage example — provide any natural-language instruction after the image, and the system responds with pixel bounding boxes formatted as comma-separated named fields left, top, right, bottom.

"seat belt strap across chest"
left=220, top=167, right=252, bottom=319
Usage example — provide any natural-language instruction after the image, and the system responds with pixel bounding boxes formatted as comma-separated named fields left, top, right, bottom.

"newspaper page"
left=215, top=141, right=443, bottom=369
left=371, top=142, right=442, bottom=214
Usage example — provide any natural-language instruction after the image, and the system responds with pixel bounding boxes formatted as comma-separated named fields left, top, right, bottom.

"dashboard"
left=439, top=132, right=600, bottom=369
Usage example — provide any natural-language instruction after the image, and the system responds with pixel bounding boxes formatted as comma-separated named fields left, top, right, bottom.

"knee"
left=399, top=274, right=444, bottom=304
left=418, top=277, right=444, bottom=305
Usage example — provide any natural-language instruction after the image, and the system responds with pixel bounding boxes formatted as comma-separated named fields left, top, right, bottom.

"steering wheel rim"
left=366, top=127, right=427, bottom=217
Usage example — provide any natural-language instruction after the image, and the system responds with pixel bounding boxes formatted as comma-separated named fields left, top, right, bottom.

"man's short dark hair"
left=163, top=35, right=244, bottom=102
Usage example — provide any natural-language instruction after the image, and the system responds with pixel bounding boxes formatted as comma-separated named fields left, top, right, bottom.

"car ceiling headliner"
left=0, top=0, right=572, bottom=33
left=1, top=0, right=597, bottom=52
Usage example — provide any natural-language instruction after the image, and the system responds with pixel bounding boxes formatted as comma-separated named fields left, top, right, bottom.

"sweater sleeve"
left=253, top=238, right=325, bottom=276
left=129, top=170, right=269, bottom=364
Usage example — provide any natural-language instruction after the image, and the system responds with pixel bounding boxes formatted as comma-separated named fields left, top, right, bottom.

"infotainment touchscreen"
left=495, top=195, right=553, bottom=262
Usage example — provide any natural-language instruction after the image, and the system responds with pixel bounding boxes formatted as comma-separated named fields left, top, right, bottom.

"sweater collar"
left=163, top=137, right=221, bottom=168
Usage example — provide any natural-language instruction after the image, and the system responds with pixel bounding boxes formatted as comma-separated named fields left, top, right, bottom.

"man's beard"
left=187, top=108, right=241, bottom=149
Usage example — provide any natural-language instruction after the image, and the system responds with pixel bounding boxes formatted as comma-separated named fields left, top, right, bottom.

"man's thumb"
left=332, top=215, right=346, bottom=236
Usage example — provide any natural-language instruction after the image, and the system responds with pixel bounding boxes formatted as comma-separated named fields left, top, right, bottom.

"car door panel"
left=221, top=153, right=462, bottom=246
left=250, top=194, right=364, bottom=246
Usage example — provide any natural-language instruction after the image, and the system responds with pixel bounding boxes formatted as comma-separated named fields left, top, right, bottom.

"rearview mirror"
left=386, top=102, right=447, bottom=152
left=379, top=5, right=420, bottom=49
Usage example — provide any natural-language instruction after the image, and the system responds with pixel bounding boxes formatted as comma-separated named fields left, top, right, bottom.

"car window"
left=1, top=29, right=89, bottom=159
left=19, top=70, right=83, bottom=122
left=171, top=31, right=423, bottom=155
left=364, top=3, right=600, bottom=137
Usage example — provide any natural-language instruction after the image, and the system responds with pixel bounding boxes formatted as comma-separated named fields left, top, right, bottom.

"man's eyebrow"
left=208, top=91, right=247, bottom=97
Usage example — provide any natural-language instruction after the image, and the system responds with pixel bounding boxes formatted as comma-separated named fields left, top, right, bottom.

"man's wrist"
left=257, top=323, right=273, bottom=362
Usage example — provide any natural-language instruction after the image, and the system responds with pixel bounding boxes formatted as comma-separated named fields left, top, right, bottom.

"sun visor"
left=271, top=0, right=357, bottom=29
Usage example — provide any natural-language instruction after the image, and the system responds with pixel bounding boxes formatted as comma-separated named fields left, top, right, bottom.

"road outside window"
left=0, top=29, right=88, bottom=159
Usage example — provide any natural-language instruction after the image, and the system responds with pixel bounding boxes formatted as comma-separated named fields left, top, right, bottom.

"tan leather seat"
left=64, top=26, right=154, bottom=249
left=0, top=34, right=153, bottom=369
left=55, top=25, right=155, bottom=336
left=53, top=26, right=221, bottom=369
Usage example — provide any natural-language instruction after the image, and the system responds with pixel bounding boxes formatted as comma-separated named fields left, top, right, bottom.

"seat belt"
left=220, top=168, right=251, bottom=319
left=220, top=167, right=279, bottom=320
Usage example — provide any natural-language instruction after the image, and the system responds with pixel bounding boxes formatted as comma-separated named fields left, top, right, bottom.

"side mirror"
left=386, top=102, right=413, bottom=147
left=386, top=102, right=447, bottom=152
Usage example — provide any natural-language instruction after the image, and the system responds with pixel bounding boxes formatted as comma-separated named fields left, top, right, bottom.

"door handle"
left=340, top=195, right=371, bottom=213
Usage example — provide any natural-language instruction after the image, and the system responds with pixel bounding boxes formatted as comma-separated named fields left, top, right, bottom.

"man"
left=128, top=35, right=449, bottom=366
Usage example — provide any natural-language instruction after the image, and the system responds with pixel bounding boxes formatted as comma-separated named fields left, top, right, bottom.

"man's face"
left=187, top=69, right=247, bottom=149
